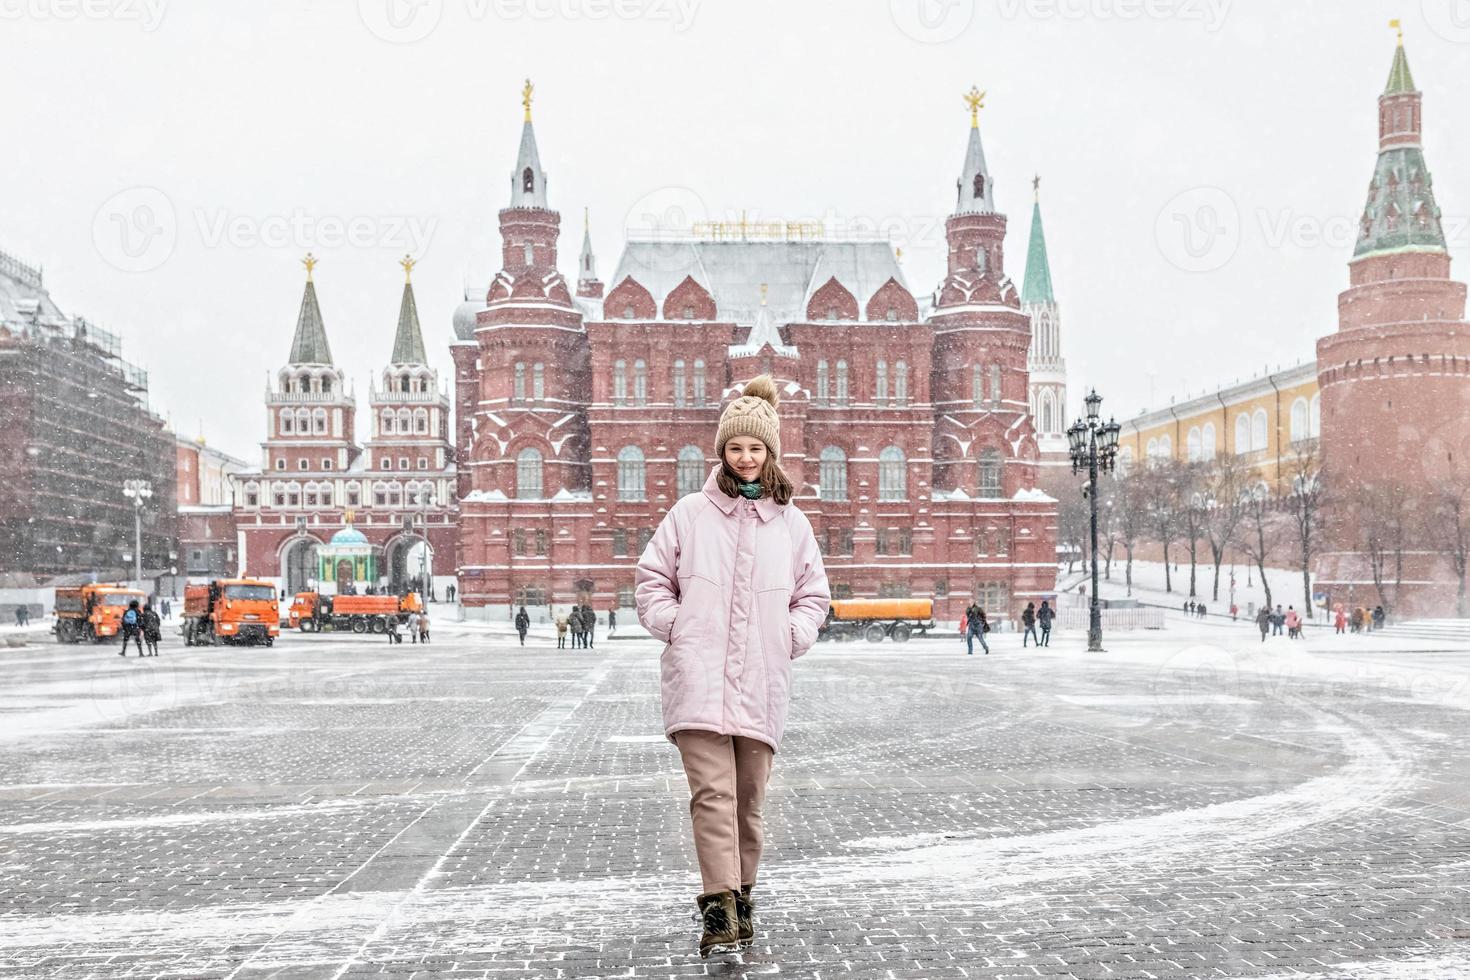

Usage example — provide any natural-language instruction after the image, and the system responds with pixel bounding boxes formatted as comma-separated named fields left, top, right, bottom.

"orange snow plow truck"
left=182, top=579, right=280, bottom=646
left=287, top=591, right=423, bottom=633
left=817, top=597, right=936, bottom=644
left=53, top=583, right=147, bottom=643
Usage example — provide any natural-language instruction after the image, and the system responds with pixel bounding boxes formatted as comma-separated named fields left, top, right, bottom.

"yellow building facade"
left=1118, top=363, right=1320, bottom=488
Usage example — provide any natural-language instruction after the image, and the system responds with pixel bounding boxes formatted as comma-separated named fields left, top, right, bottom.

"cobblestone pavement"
left=3, top=618, right=1470, bottom=978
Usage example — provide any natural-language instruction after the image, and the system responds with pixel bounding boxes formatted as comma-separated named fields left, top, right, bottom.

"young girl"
left=635, top=375, right=830, bottom=958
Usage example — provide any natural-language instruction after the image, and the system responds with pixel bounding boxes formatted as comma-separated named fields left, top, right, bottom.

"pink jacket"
left=634, top=466, right=830, bottom=752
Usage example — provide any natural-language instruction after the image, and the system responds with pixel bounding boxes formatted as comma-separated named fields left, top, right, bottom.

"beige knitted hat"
left=716, top=375, right=781, bottom=460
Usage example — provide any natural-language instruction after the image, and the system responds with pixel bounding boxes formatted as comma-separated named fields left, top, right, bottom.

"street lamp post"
left=1067, top=390, right=1121, bottom=652
left=122, top=479, right=153, bottom=589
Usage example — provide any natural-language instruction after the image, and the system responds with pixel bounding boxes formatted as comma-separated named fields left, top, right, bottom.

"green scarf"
left=736, top=479, right=764, bottom=500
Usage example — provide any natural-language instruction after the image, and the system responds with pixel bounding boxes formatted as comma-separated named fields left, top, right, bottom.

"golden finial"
left=1389, top=18, right=1403, bottom=44
left=895, top=246, right=903, bottom=263
left=759, top=283, right=768, bottom=305
left=344, top=508, right=355, bottom=525
left=400, top=253, right=416, bottom=283
left=302, top=252, right=317, bottom=281
left=963, top=86, right=986, bottom=128
left=522, top=78, right=534, bottom=121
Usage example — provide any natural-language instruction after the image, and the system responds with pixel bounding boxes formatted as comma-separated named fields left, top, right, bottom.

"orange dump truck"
left=818, top=597, right=936, bottom=643
left=53, top=584, right=147, bottom=643
left=183, top=580, right=280, bottom=646
left=288, top=592, right=423, bottom=633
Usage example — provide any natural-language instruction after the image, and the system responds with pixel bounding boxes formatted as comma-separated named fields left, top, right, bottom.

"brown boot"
left=734, top=884, right=755, bottom=947
left=696, top=890, right=739, bottom=958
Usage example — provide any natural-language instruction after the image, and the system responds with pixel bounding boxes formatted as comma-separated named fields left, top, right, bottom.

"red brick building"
left=231, top=256, right=457, bottom=596
left=452, top=88, right=1058, bottom=622
left=1316, top=38, right=1470, bottom=616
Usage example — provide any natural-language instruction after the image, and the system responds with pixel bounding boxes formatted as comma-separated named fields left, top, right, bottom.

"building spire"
left=1357, top=32, right=1443, bottom=257
left=390, top=254, right=428, bottom=365
left=1384, top=21, right=1415, bottom=94
left=1021, top=182, right=1055, bottom=306
left=954, top=85, right=995, bottom=215
left=289, top=252, right=333, bottom=365
left=509, top=77, right=549, bottom=209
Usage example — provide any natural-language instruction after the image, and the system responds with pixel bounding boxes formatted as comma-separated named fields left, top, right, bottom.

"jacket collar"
left=701, top=465, right=782, bottom=523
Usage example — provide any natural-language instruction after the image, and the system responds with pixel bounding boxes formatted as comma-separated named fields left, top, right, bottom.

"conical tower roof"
left=954, top=86, right=995, bottom=215
left=1356, top=38, right=1445, bottom=258
left=390, top=256, right=428, bottom=365
left=1021, top=185, right=1055, bottom=306
left=288, top=254, right=333, bottom=365
left=509, top=79, right=548, bottom=209
left=1384, top=36, right=1416, bottom=94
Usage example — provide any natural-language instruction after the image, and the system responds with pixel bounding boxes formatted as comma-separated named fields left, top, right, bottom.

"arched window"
left=295, top=408, right=310, bottom=433
left=613, top=360, right=627, bottom=405
left=633, top=359, right=648, bottom=405
left=1187, top=427, right=1202, bottom=462
left=692, top=359, right=706, bottom=405
left=1117, top=446, right=1134, bottom=476
left=819, top=446, right=847, bottom=501
left=975, top=247, right=987, bottom=273
left=1146, top=437, right=1159, bottom=459
left=1252, top=408, right=1269, bottom=451
left=396, top=408, right=410, bottom=434
left=978, top=449, right=1002, bottom=498
left=836, top=360, right=849, bottom=406
left=676, top=446, right=704, bottom=497
left=990, top=364, right=1002, bottom=405
left=1202, top=422, right=1217, bottom=461
left=1235, top=413, right=1251, bottom=454
left=1041, top=392, right=1055, bottom=435
left=319, top=483, right=334, bottom=507
left=532, top=363, right=544, bottom=401
left=516, top=447, right=543, bottom=500
left=414, top=408, right=428, bottom=434
left=617, top=446, right=646, bottom=501
left=973, top=173, right=985, bottom=199
left=313, top=408, right=327, bottom=434
left=894, top=361, right=908, bottom=405
left=1290, top=397, right=1310, bottom=444
left=380, top=408, right=394, bottom=435
left=514, top=362, right=526, bottom=402
left=672, top=360, right=686, bottom=407
left=972, top=364, right=984, bottom=407
left=399, top=372, right=410, bottom=393
left=878, top=446, right=906, bottom=501
left=281, top=411, right=294, bottom=435
left=1158, top=434, right=1172, bottom=458
left=1309, top=393, right=1321, bottom=438
left=875, top=360, right=888, bottom=405
left=522, top=167, right=534, bottom=194
left=815, top=360, right=829, bottom=406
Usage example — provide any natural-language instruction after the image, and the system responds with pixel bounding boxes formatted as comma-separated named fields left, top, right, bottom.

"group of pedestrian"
left=553, top=605, right=600, bottom=649
left=386, top=612, right=429, bottom=644
left=118, top=598, right=162, bottom=657
left=13, top=604, right=30, bottom=627
left=1020, top=601, right=1054, bottom=647
left=1253, top=603, right=1304, bottom=642
left=1338, top=605, right=1386, bottom=633
left=1183, top=600, right=1208, bottom=619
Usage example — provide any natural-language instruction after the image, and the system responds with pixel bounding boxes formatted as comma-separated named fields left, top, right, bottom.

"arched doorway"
left=335, top=560, right=354, bottom=594
left=386, top=535, right=432, bottom=597
left=282, top=538, right=320, bottom=596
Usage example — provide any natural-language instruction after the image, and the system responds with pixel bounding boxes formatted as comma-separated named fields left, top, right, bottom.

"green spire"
left=1384, top=38, right=1415, bottom=94
left=1020, top=189, right=1054, bottom=306
left=390, top=282, right=427, bottom=365
left=288, top=255, right=333, bottom=365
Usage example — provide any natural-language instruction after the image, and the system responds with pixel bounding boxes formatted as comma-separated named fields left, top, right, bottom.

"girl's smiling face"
left=723, top=437, right=767, bottom=482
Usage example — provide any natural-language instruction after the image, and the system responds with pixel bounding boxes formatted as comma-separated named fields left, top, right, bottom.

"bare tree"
left=1056, top=491, right=1088, bottom=577
left=1280, top=439, right=1326, bottom=619
left=1234, top=481, right=1277, bottom=611
left=1358, top=482, right=1416, bottom=614
left=1203, top=455, right=1248, bottom=602
left=1113, top=470, right=1146, bottom=596
left=1176, top=462, right=1209, bottom=598
left=1100, top=479, right=1122, bottom=581
left=1430, top=481, right=1469, bottom=617
left=1140, top=461, right=1183, bottom=593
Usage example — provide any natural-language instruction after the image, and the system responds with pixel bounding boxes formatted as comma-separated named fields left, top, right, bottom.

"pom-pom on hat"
left=716, top=375, right=781, bottom=461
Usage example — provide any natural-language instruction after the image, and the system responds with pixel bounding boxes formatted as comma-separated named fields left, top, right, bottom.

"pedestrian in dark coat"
left=118, top=599, right=145, bottom=657
left=1021, top=602, right=1038, bottom=647
left=1037, top=600, right=1054, bottom=647
left=582, top=604, right=596, bottom=649
left=607, top=607, right=617, bottom=635
left=964, top=601, right=989, bottom=656
left=1373, top=605, right=1386, bottom=630
left=514, top=606, right=530, bottom=646
left=141, top=603, right=162, bottom=657
left=1256, top=606, right=1271, bottom=643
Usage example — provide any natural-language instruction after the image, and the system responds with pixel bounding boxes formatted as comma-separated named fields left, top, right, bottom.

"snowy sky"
left=3, top=0, right=1468, bottom=460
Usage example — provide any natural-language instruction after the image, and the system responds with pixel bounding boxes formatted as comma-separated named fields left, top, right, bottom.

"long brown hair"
left=716, top=453, right=794, bottom=505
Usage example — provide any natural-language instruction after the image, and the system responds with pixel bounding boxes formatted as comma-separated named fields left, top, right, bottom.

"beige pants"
left=674, top=731, right=775, bottom=894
